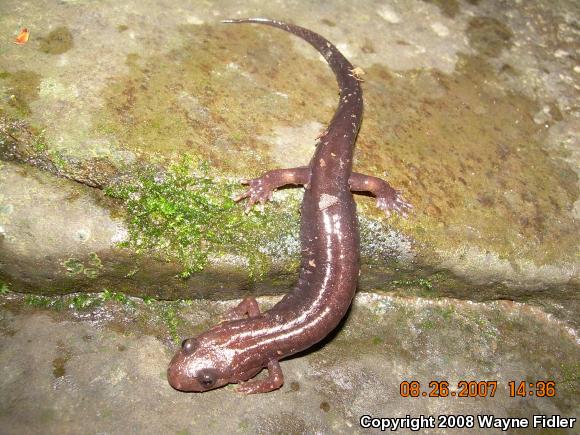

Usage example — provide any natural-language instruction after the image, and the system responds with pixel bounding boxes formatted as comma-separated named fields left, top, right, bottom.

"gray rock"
left=0, top=293, right=577, bottom=434
left=1, top=0, right=579, bottom=303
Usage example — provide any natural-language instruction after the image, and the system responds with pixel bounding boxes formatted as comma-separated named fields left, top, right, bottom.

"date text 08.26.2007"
left=400, top=380, right=556, bottom=398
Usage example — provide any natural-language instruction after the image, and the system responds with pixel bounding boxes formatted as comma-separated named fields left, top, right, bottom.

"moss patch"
left=105, top=156, right=300, bottom=279
left=159, top=303, right=181, bottom=344
left=0, top=70, right=41, bottom=116
left=63, top=259, right=84, bottom=275
left=101, top=289, right=134, bottom=306
left=52, top=340, right=71, bottom=378
left=19, top=290, right=137, bottom=312
left=558, top=362, right=579, bottom=396
left=39, top=27, right=74, bottom=55
left=94, top=24, right=337, bottom=172
left=356, top=56, right=578, bottom=267
left=68, top=293, right=101, bottom=310
left=24, top=294, right=65, bottom=310
left=392, top=277, right=434, bottom=298
left=2, top=288, right=219, bottom=344
left=61, top=253, right=103, bottom=279
left=0, top=283, right=9, bottom=295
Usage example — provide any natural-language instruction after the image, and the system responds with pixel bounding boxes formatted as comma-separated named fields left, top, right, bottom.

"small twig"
left=5, top=130, right=21, bottom=142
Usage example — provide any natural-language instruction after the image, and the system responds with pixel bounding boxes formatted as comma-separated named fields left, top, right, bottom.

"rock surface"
left=0, top=0, right=578, bottom=300
left=0, top=0, right=578, bottom=432
left=0, top=292, right=578, bottom=434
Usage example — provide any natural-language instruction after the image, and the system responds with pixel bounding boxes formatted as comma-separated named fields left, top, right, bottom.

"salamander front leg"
left=349, top=173, right=412, bottom=217
left=234, top=167, right=310, bottom=212
left=222, top=297, right=261, bottom=321
left=236, top=359, right=284, bottom=394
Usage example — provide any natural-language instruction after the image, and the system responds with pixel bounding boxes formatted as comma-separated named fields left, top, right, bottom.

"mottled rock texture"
left=1, top=292, right=578, bottom=434
left=1, top=0, right=578, bottom=300
left=0, top=0, right=578, bottom=432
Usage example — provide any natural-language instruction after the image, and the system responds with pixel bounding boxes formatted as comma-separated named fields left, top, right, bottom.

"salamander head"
left=167, top=333, right=235, bottom=392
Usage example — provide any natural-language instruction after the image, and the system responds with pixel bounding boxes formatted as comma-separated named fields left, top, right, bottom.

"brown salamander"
left=167, top=18, right=411, bottom=394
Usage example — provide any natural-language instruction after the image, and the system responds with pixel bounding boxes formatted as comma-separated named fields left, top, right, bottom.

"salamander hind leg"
left=349, top=172, right=412, bottom=218
left=234, top=167, right=310, bottom=212
left=236, top=359, right=284, bottom=394
left=222, top=297, right=261, bottom=321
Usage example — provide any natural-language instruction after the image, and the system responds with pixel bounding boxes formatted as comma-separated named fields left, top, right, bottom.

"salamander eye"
left=181, top=338, right=198, bottom=355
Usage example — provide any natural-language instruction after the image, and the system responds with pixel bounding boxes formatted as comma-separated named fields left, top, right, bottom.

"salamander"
left=167, top=18, right=411, bottom=394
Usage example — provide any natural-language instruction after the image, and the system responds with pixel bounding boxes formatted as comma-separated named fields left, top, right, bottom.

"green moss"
left=0, top=70, right=41, bottom=115
left=32, top=129, right=48, bottom=152
left=0, top=282, right=9, bottom=295
left=419, top=319, right=436, bottom=330
left=105, top=156, right=299, bottom=279
left=464, top=312, right=498, bottom=340
left=238, top=420, right=250, bottom=431
left=83, top=268, right=99, bottom=278
left=94, top=24, right=336, bottom=171
left=0, top=114, right=52, bottom=163
left=88, top=252, right=102, bottom=268
left=69, top=294, right=102, bottom=310
left=435, top=305, right=455, bottom=321
left=558, top=362, right=579, bottom=395
left=62, top=254, right=103, bottom=279
left=392, top=278, right=433, bottom=291
left=124, top=267, right=139, bottom=278
left=20, top=290, right=140, bottom=313
left=63, top=258, right=83, bottom=275
left=39, top=27, right=74, bottom=55
left=48, top=149, right=68, bottom=171
left=101, top=289, right=134, bottom=306
left=24, top=295, right=50, bottom=308
left=160, top=303, right=181, bottom=344
left=359, top=57, right=577, bottom=268
left=143, top=296, right=156, bottom=305
left=82, top=253, right=103, bottom=278
left=24, top=294, right=64, bottom=310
